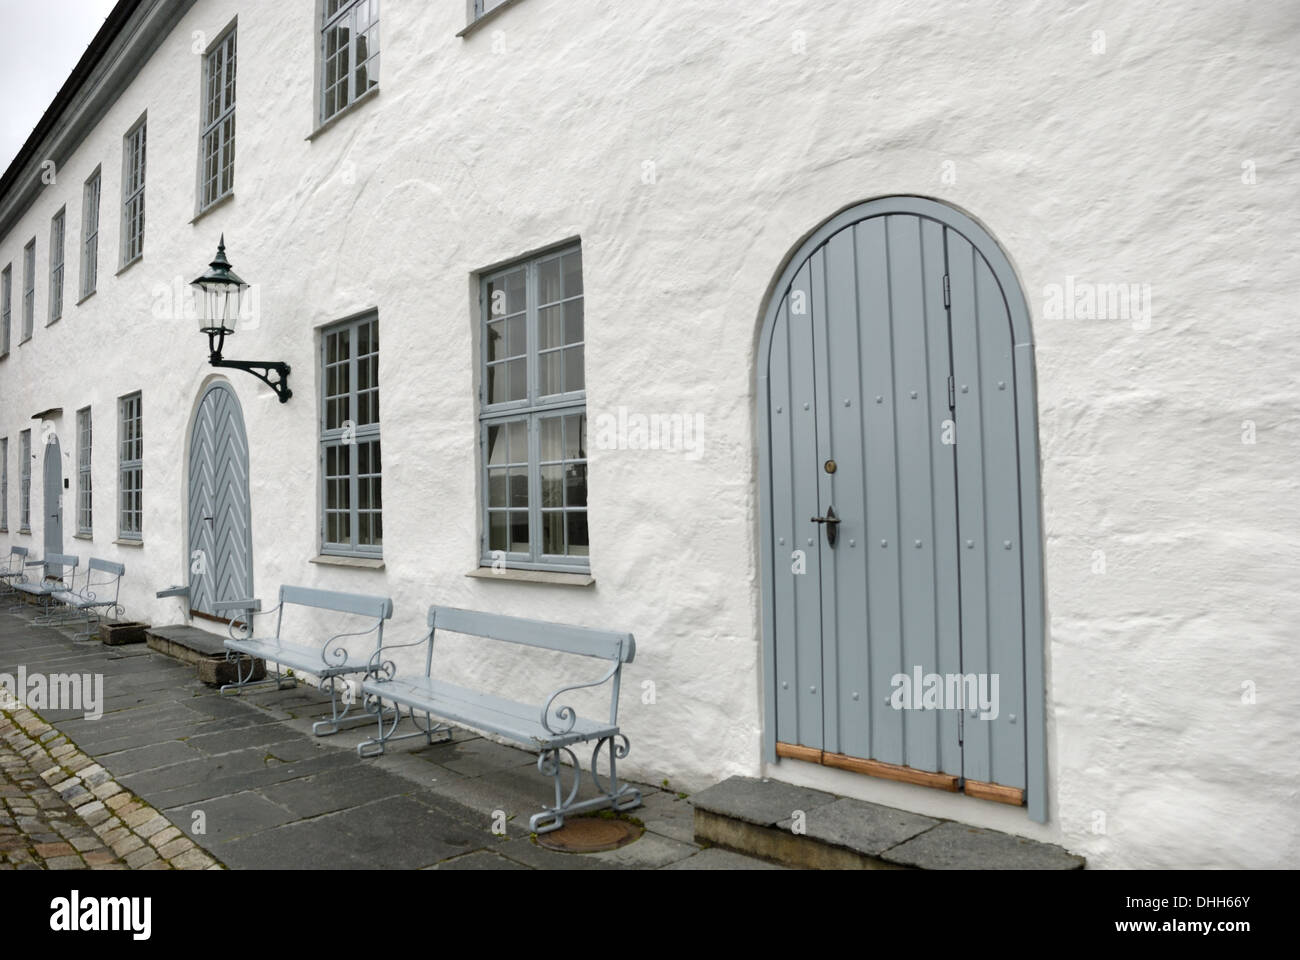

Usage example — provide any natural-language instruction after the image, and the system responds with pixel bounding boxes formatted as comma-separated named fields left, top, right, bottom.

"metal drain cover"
left=537, top=817, right=643, bottom=853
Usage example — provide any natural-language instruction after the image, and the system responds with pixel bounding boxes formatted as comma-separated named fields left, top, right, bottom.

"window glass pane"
left=566, top=512, right=589, bottom=556
left=541, top=466, right=562, bottom=508
left=540, top=417, right=561, bottom=462
left=564, top=299, right=584, bottom=345
left=509, top=511, right=529, bottom=552
left=538, top=258, right=562, bottom=305
left=565, top=462, right=588, bottom=508
left=507, top=420, right=527, bottom=462
left=539, top=305, right=562, bottom=350
left=508, top=469, right=528, bottom=508
left=539, top=350, right=560, bottom=396
left=564, top=414, right=586, bottom=460
left=542, top=511, right=563, bottom=555
left=488, top=468, right=507, bottom=507
left=489, top=511, right=507, bottom=552
left=564, top=346, right=584, bottom=393
left=562, top=250, right=583, bottom=298
left=487, top=425, right=506, bottom=465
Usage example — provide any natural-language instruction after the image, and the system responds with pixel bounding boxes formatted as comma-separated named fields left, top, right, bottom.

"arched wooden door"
left=758, top=196, right=1047, bottom=821
left=187, top=381, right=253, bottom=619
left=43, top=434, right=63, bottom=575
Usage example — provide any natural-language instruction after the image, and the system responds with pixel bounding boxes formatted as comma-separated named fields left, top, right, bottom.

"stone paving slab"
left=776, top=796, right=939, bottom=856
left=691, top=775, right=838, bottom=827
left=882, top=821, right=1086, bottom=870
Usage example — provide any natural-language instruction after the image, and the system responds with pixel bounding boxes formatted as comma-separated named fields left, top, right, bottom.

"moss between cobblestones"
left=0, top=704, right=226, bottom=871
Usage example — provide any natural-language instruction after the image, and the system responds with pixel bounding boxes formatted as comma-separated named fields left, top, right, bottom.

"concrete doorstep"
left=691, top=776, right=1085, bottom=870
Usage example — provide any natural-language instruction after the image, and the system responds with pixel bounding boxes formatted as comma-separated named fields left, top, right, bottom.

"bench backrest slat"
left=9, top=547, right=27, bottom=558
left=279, top=585, right=393, bottom=620
left=89, top=558, right=125, bottom=576
left=428, top=606, right=635, bottom=663
left=44, top=554, right=79, bottom=570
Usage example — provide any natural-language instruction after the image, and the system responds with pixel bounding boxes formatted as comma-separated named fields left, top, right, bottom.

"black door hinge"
left=947, top=375, right=956, bottom=410
left=943, top=273, right=951, bottom=308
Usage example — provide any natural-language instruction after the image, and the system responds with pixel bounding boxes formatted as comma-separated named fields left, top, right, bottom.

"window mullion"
left=349, top=324, right=360, bottom=550
left=528, top=413, right=541, bottom=564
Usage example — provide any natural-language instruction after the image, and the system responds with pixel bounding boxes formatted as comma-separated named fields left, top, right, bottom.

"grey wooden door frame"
left=43, top=434, right=63, bottom=576
left=186, top=379, right=253, bottom=621
left=757, top=195, right=1048, bottom=823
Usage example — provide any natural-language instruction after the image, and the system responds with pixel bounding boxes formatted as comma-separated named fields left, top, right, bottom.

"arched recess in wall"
left=755, top=195, right=1049, bottom=822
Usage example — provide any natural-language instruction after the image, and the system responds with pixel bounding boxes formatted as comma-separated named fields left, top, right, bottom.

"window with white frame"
left=1, top=264, right=10, bottom=358
left=320, top=313, right=381, bottom=556
left=321, top=0, right=379, bottom=124
left=19, top=430, right=31, bottom=533
left=478, top=245, right=588, bottom=570
left=81, top=168, right=101, bottom=299
left=121, top=119, right=146, bottom=267
left=22, top=239, right=35, bottom=341
left=49, top=208, right=66, bottom=324
left=0, top=437, right=7, bottom=532
left=200, top=27, right=236, bottom=211
left=77, top=407, right=92, bottom=536
left=118, top=393, right=142, bottom=539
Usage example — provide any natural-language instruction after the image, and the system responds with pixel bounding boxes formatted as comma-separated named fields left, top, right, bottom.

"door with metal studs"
left=187, top=381, right=253, bottom=619
left=762, top=200, right=1034, bottom=802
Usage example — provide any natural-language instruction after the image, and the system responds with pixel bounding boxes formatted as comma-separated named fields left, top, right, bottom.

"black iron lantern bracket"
left=206, top=330, right=293, bottom=403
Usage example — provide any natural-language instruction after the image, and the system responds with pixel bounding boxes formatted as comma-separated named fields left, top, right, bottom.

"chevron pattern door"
left=187, top=381, right=252, bottom=619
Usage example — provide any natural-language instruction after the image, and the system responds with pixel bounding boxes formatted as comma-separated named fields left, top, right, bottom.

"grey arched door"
left=759, top=196, right=1047, bottom=820
left=43, top=435, right=63, bottom=574
left=187, top=382, right=253, bottom=619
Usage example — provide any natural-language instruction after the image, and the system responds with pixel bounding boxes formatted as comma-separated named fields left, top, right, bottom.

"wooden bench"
left=359, top=606, right=641, bottom=833
left=42, top=557, right=126, bottom=640
left=11, top=554, right=78, bottom=618
left=215, top=586, right=394, bottom=736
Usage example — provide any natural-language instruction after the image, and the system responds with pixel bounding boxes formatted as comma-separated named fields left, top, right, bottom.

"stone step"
left=145, top=624, right=266, bottom=685
left=691, top=776, right=1084, bottom=870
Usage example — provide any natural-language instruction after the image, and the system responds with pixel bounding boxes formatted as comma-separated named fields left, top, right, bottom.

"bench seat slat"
left=227, top=636, right=372, bottom=677
left=362, top=675, right=618, bottom=749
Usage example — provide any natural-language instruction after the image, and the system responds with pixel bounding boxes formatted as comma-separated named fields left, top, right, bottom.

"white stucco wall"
left=0, top=0, right=1296, bottom=868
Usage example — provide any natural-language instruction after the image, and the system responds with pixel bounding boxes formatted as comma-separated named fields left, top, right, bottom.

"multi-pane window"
left=22, top=239, right=35, bottom=341
left=77, top=408, right=92, bottom=536
left=0, top=437, right=7, bottom=532
left=19, top=430, right=31, bottom=533
left=81, top=169, right=101, bottom=299
left=479, top=245, right=588, bottom=569
left=320, top=314, right=381, bottom=555
left=117, top=393, right=142, bottom=539
left=49, top=208, right=66, bottom=324
left=121, top=119, right=147, bottom=266
left=200, top=28, right=236, bottom=211
left=321, top=0, right=379, bottom=123
left=1, top=265, right=10, bottom=358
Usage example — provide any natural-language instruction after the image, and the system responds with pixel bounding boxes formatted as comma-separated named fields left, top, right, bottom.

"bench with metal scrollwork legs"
left=359, top=606, right=641, bottom=834
left=41, top=558, right=126, bottom=640
left=214, top=586, right=394, bottom=736
left=0, top=547, right=30, bottom=600
left=12, top=554, right=78, bottom=619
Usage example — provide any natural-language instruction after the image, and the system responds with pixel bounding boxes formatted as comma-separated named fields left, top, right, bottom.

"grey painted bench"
left=11, top=554, right=78, bottom=618
left=0, top=547, right=29, bottom=597
left=215, top=586, right=393, bottom=736
left=359, top=605, right=641, bottom=833
left=42, top=557, right=126, bottom=640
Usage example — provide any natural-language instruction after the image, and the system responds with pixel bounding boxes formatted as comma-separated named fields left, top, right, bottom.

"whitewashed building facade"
left=0, top=0, right=1296, bottom=869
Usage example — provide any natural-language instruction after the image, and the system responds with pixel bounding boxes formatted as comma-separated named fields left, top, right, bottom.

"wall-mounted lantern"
left=191, top=236, right=292, bottom=403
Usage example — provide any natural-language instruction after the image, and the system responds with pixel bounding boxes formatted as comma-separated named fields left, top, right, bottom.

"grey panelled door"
left=763, top=198, right=1035, bottom=801
left=187, top=381, right=253, bottom=618
left=43, top=435, right=63, bottom=575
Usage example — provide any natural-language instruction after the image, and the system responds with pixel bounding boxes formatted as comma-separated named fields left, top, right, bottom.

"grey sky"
left=0, top=0, right=119, bottom=173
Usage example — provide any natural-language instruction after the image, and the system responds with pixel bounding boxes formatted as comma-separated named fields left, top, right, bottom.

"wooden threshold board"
left=776, top=742, right=1024, bottom=804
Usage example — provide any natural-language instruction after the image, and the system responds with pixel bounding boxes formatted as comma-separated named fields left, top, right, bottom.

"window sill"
left=73, top=533, right=93, bottom=541
left=465, top=567, right=594, bottom=587
left=76, top=289, right=96, bottom=307
left=311, top=554, right=385, bottom=570
left=191, top=192, right=235, bottom=225
left=307, top=85, right=380, bottom=142
left=116, top=256, right=142, bottom=277
left=46, top=316, right=62, bottom=328
left=18, top=529, right=31, bottom=536
left=458, top=0, right=529, bottom=38
left=113, top=538, right=144, bottom=548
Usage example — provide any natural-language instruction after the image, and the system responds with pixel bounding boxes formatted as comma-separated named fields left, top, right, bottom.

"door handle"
left=810, top=506, right=840, bottom=546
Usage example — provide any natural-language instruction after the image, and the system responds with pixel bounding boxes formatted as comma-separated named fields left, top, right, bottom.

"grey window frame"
left=21, top=239, right=35, bottom=341
left=1, top=264, right=10, bottom=358
left=320, top=0, right=380, bottom=125
left=319, top=312, right=382, bottom=558
left=199, top=25, right=237, bottom=212
left=470, top=0, right=513, bottom=20
left=48, top=207, right=66, bottom=324
left=81, top=167, right=101, bottom=299
left=117, top=392, right=142, bottom=541
left=0, top=436, right=7, bottom=532
left=478, top=244, right=589, bottom=572
left=19, top=429, right=31, bottom=534
left=121, top=117, right=147, bottom=268
left=77, top=407, right=92, bottom=536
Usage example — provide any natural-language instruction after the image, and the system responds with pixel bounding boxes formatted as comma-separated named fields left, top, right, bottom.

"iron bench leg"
left=219, top=652, right=298, bottom=697
left=528, top=735, right=643, bottom=835
left=356, top=702, right=452, bottom=758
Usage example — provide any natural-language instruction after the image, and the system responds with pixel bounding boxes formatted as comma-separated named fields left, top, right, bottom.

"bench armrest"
left=364, top=628, right=434, bottom=681
left=322, top=620, right=386, bottom=670
left=213, top=599, right=274, bottom=640
left=540, top=660, right=623, bottom=736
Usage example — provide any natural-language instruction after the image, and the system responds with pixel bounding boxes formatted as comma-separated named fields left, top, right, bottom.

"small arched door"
left=187, top=381, right=253, bottom=619
left=43, top=435, right=63, bottom=574
left=758, top=196, right=1047, bottom=820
